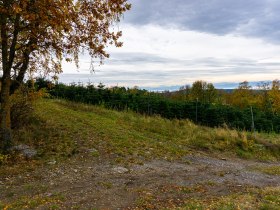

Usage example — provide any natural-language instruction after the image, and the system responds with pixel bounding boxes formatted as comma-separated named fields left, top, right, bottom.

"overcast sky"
left=60, top=0, right=280, bottom=89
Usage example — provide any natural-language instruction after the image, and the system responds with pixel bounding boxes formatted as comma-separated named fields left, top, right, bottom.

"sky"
left=60, top=0, right=280, bottom=90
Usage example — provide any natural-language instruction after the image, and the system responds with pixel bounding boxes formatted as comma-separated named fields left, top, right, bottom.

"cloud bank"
left=125, top=0, right=280, bottom=43
left=60, top=0, right=280, bottom=89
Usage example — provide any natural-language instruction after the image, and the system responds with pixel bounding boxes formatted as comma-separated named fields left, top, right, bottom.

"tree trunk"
left=0, top=76, right=12, bottom=153
left=0, top=6, right=13, bottom=153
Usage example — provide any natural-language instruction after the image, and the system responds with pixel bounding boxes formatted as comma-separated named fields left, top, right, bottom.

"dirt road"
left=1, top=152, right=280, bottom=209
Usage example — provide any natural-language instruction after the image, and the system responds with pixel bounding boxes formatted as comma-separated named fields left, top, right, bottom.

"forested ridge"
left=35, top=78, right=280, bottom=133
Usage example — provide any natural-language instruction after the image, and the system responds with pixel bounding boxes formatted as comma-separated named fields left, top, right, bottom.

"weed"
left=91, top=150, right=100, bottom=157
left=6, top=191, right=15, bottom=198
left=23, top=183, right=35, bottom=191
left=174, top=187, right=280, bottom=210
left=236, top=148, right=254, bottom=159
left=183, top=202, right=204, bottom=210
left=99, top=181, right=113, bottom=189
left=0, top=202, right=5, bottom=209
left=205, top=181, right=217, bottom=186
left=49, top=204, right=60, bottom=209
left=0, top=154, right=9, bottom=165
left=2, top=194, right=65, bottom=209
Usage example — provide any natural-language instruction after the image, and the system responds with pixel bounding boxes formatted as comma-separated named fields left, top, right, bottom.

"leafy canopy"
left=0, top=0, right=131, bottom=78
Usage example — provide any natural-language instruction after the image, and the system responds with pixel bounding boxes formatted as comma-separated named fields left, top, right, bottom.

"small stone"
left=87, top=148, right=98, bottom=153
left=73, top=169, right=78, bottom=173
left=10, top=144, right=37, bottom=159
left=22, top=148, right=37, bottom=159
left=11, top=144, right=30, bottom=151
left=112, top=166, right=129, bottom=174
left=48, top=160, right=56, bottom=165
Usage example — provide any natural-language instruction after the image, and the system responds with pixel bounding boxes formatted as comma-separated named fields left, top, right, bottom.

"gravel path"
left=1, top=154, right=279, bottom=209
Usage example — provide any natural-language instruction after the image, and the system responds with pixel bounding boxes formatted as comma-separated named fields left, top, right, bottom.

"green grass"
left=134, top=185, right=280, bottom=210
left=251, top=166, right=280, bottom=176
left=181, top=187, right=280, bottom=210
left=11, top=99, right=280, bottom=163
left=1, top=193, right=66, bottom=210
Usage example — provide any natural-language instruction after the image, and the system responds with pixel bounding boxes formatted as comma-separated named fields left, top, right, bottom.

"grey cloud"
left=59, top=64, right=277, bottom=87
left=124, top=0, right=280, bottom=43
left=105, top=52, right=280, bottom=71
left=59, top=52, right=280, bottom=88
left=106, top=52, right=176, bottom=64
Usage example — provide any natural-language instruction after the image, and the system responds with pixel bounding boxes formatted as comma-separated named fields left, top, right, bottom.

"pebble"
left=10, top=144, right=37, bottom=159
left=112, top=166, right=129, bottom=174
left=48, top=160, right=57, bottom=165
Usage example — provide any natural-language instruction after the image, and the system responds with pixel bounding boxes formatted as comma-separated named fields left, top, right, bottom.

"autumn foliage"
left=0, top=0, right=130, bottom=152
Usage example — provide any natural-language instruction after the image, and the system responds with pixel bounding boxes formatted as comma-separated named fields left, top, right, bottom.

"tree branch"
left=8, top=14, right=20, bottom=70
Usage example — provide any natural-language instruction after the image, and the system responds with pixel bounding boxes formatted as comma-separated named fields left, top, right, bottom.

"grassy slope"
left=14, top=99, right=280, bottom=163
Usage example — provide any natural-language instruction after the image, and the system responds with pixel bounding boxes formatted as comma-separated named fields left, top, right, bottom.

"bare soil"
left=0, top=152, right=280, bottom=209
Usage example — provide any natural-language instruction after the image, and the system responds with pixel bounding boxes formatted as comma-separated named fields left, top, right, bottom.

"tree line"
left=36, top=78, right=280, bottom=133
